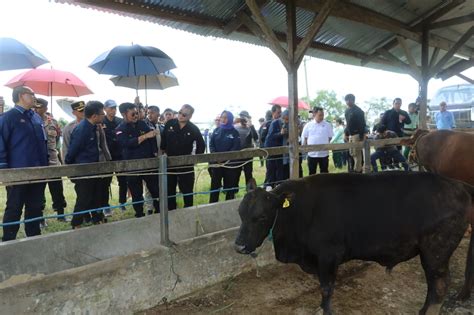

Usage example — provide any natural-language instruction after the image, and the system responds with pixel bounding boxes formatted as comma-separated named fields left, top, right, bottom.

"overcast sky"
left=0, top=0, right=471, bottom=124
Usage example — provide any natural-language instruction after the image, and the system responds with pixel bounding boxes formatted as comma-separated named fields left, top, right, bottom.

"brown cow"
left=402, top=129, right=474, bottom=186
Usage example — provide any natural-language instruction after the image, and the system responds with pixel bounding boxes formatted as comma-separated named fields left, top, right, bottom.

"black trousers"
left=42, top=179, right=67, bottom=214
left=209, top=167, right=240, bottom=203
left=71, top=178, right=107, bottom=227
left=240, top=158, right=253, bottom=185
left=103, top=174, right=128, bottom=206
left=127, top=174, right=159, bottom=217
left=308, top=156, right=329, bottom=175
left=2, top=183, right=45, bottom=242
left=167, top=167, right=195, bottom=210
left=265, top=155, right=284, bottom=187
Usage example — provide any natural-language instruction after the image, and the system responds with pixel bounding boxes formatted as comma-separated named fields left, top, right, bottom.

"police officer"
left=102, top=99, right=127, bottom=213
left=116, top=102, right=160, bottom=217
left=65, top=101, right=111, bottom=228
left=161, top=104, right=205, bottom=210
left=0, top=86, right=48, bottom=241
left=35, top=98, right=67, bottom=221
left=62, top=100, right=85, bottom=159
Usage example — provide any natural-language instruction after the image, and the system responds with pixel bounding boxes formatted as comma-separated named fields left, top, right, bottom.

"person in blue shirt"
left=66, top=101, right=111, bottom=228
left=0, top=86, right=48, bottom=241
left=116, top=102, right=159, bottom=218
left=209, top=110, right=241, bottom=203
left=435, top=101, right=456, bottom=130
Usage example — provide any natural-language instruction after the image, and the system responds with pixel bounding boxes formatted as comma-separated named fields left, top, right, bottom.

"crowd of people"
left=0, top=86, right=458, bottom=241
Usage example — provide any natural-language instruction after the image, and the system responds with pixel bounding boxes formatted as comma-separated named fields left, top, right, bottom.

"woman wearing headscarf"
left=209, top=110, right=241, bottom=203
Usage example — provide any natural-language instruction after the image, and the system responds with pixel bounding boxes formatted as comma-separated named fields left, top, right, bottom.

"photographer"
left=234, top=111, right=258, bottom=185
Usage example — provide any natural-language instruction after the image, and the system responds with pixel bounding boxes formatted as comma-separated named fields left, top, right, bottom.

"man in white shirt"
left=302, top=106, right=333, bottom=174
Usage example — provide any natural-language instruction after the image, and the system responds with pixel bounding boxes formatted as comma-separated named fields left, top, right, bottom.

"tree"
left=362, top=97, right=391, bottom=126
left=307, top=90, right=345, bottom=122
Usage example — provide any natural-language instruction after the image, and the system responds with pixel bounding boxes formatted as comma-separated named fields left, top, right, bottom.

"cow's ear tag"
left=282, top=198, right=290, bottom=208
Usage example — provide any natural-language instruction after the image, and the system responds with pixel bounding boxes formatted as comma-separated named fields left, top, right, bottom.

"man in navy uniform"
left=102, top=99, right=127, bottom=213
left=62, top=100, right=85, bottom=159
left=0, top=86, right=48, bottom=241
left=65, top=101, right=111, bottom=228
left=161, top=104, right=205, bottom=210
left=116, top=102, right=160, bottom=217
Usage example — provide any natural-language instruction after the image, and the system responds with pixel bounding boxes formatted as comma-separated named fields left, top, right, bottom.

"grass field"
left=0, top=157, right=344, bottom=240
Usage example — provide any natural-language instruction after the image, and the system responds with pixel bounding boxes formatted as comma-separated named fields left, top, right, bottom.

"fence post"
left=159, top=155, right=171, bottom=246
left=363, top=139, right=371, bottom=174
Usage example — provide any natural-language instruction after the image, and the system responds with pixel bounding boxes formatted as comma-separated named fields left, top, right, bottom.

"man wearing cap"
left=161, top=104, right=205, bottom=210
left=234, top=110, right=258, bottom=184
left=264, top=108, right=288, bottom=185
left=0, top=86, right=48, bottom=241
left=66, top=101, right=111, bottom=228
left=62, top=100, right=85, bottom=160
left=102, top=99, right=127, bottom=213
left=344, top=94, right=367, bottom=173
left=302, top=106, right=333, bottom=174
left=35, top=98, right=68, bottom=221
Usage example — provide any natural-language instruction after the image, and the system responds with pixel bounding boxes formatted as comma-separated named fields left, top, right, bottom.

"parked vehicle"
left=430, top=84, right=474, bottom=128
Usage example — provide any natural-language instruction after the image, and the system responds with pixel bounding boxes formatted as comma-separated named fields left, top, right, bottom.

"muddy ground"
left=143, top=238, right=473, bottom=314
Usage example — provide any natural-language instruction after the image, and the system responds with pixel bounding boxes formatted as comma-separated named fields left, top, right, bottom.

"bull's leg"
left=317, top=257, right=339, bottom=315
left=419, top=263, right=449, bottom=315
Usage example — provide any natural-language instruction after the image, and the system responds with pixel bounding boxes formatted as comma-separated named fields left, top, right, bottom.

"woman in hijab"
left=209, top=110, right=241, bottom=203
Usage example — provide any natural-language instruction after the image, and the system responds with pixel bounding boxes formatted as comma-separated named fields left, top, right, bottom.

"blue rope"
left=0, top=179, right=285, bottom=227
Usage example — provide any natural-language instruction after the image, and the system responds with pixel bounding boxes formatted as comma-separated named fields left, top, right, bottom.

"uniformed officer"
left=116, top=102, right=159, bottom=217
left=0, top=86, right=48, bottom=241
left=65, top=101, right=111, bottom=228
left=35, top=98, right=67, bottom=221
left=62, top=100, right=85, bottom=160
left=161, top=104, right=205, bottom=210
left=102, top=99, right=127, bottom=213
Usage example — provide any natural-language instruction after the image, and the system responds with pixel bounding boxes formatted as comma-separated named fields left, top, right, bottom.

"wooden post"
left=419, top=27, right=430, bottom=129
left=159, top=155, right=171, bottom=246
left=286, top=0, right=300, bottom=179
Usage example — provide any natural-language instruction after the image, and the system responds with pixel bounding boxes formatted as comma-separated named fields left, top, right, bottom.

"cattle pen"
left=0, top=136, right=473, bottom=314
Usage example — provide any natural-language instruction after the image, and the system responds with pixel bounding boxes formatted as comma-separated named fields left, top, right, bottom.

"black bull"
left=234, top=172, right=474, bottom=315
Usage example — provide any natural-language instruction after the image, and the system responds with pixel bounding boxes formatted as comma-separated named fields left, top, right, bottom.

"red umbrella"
left=5, top=69, right=93, bottom=112
left=269, top=96, right=310, bottom=110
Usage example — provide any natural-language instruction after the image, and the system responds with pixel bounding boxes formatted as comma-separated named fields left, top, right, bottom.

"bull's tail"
left=457, top=183, right=474, bottom=301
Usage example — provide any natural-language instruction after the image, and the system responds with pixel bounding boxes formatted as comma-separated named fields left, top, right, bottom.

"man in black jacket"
left=344, top=94, right=366, bottom=173
left=381, top=97, right=411, bottom=137
left=116, top=102, right=159, bottom=217
left=161, top=104, right=205, bottom=210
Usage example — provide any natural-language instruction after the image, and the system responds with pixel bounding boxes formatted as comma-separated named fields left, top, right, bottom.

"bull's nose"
left=234, top=243, right=248, bottom=254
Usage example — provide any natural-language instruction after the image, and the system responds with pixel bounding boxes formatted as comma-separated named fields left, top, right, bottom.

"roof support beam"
left=294, top=0, right=336, bottom=66
left=412, top=0, right=467, bottom=30
left=245, top=0, right=290, bottom=70
left=437, top=58, right=474, bottom=80
left=222, top=0, right=268, bottom=35
left=429, top=13, right=474, bottom=29
left=431, top=26, right=474, bottom=76
left=429, top=47, right=440, bottom=68
left=397, top=36, right=421, bottom=76
left=457, top=73, right=474, bottom=84
left=377, top=48, right=420, bottom=80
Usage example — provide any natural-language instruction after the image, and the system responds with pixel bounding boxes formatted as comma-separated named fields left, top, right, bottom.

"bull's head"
left=234, top=179, right=288, bottom=255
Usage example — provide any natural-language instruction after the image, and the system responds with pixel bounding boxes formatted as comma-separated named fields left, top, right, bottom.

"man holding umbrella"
left=0, top=86, right=48, bottom=241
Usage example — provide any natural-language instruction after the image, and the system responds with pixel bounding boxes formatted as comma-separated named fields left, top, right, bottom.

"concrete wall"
left=0, top=199, right=241, bottom=283
left=0, top=228, right=276, bottom=315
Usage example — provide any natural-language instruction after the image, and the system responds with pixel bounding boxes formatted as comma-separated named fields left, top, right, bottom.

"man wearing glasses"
left=161, top=104, right=205, bottom=210
left=116, top=102, right=160, bottom=218
left=0, top=86, right=48, bottom=241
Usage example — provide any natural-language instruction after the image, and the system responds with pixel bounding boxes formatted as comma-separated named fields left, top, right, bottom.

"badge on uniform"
left=187, top=132, right=190, bottom=136
left=283, top=198, right=290, bottom=208
left=20, top=119, right=26, bottom=123
left=116, top=131, right=123, bottom=135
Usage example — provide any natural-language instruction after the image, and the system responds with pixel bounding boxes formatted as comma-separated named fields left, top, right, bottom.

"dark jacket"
left=65, top=119, right=100, bottom=164
left=381, top=108, right=411, bottom=137
left=209, top=127, right=240, bottom=153
left=344, top=105, right=366, bottom=137
left=0, top=106, right=48, bottom=169
left=264, top=119, right=284, bottom=148
left=115, top=120, right=157, bottom=160
left=161, top=118, right=205, bottom=156
left=103, top=116, right=123, bottom=160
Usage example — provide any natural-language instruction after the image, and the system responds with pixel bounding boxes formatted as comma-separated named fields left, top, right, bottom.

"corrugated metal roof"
left=56, top=0, right=474, bottom=77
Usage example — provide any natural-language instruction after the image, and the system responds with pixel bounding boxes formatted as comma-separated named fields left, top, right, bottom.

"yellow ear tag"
left=282, top=198, right=290, bottom=208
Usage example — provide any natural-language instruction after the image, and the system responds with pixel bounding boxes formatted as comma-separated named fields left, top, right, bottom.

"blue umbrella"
left=89, top=44, right=176, bottom=76
left=0, top=37, right=50, bottom=71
